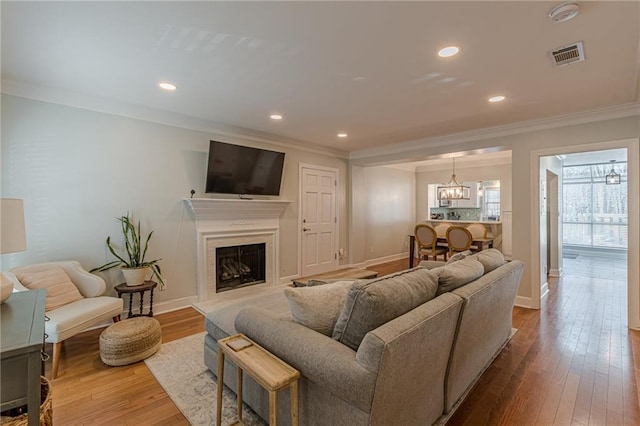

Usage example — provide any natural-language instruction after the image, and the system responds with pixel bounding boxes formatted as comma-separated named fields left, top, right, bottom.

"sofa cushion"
left=283, top=280, right=353, bottom=336
left=434, top=259, right=485, bottom=295
left=15, top=266, right=84, bottom=311
left=205, top=292, right=290, bottom=342
left=332, top=267, right=438, bottom=351
left=446, top=250, right=473, bottom=265
left=470, top=248, right=505, bottom=273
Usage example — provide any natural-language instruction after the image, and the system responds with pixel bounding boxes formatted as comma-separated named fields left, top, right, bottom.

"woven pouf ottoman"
left=99, top=317, right=162, bottom=366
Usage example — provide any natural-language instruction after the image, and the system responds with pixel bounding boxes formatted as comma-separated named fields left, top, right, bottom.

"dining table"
left=408, top=234, right=494, bottom=268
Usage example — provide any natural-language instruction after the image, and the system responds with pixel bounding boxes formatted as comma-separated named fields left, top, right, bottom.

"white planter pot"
left=122, top=267, right=150, bottom=286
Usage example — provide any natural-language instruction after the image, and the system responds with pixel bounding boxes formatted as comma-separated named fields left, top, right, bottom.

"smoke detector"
left=549, top=2, right=580, bottom=23
left=549, top=41, right=585, bottom=67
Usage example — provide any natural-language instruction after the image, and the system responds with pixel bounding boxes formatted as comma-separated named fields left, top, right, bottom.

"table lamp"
left=1, top=198, right=27, bottom=303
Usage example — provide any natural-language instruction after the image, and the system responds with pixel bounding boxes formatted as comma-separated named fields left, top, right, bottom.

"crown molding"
left=414, top=156, right=513, bottom=173
left=0, top=78, right=349, bottom=160
left=349, top=102, right=640, bottom=162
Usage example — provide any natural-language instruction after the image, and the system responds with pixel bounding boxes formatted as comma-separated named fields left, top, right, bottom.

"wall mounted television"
left=205, top=140, right=286, bottom=196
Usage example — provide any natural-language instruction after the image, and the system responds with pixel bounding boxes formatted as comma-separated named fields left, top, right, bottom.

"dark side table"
left=114, top=281, right=157, bottom=318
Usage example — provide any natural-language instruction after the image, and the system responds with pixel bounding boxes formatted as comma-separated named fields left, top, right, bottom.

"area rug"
left=144, top=333, right=266, bottom=426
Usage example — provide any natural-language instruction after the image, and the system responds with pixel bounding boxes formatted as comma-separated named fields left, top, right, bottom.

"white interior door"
left=300, top=165, right=338, bottom=277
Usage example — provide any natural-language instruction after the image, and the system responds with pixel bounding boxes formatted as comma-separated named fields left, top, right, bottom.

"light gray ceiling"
left=2, top=1, right=639, bottom=154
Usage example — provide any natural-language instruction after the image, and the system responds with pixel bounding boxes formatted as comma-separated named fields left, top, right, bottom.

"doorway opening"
left=558, top=148, right=628, bottom=280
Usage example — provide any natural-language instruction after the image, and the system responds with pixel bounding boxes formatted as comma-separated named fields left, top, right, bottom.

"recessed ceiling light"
left=488, top=95, right=506, bottom=103
left=438, top=46, right=460, bottom=58
left=270, top=114, right=283, bottom=120
left=337, top=133, right=348, bottom=138
left=158, top=82, right=177, bottom=91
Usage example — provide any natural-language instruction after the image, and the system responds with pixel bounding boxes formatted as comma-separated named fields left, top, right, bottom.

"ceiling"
left=2, top=1, right=639, bottom=154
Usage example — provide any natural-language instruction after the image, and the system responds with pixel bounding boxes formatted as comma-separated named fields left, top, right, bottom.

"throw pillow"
left=471, top=248, right=505, bottom=273
left=434, top=258, right=485, bottom=295
left=283, top=280, right=353, bottom=336
left=332, top=267, right=438, bottom=351
left=446, top=250, right=472, bottom=265
left=15, top=266, right=84, bottom=311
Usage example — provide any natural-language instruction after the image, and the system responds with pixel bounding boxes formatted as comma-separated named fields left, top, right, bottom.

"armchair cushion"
left=45, top=296, right=123, bottom=342
left=15, top=266, right=83, bottom=311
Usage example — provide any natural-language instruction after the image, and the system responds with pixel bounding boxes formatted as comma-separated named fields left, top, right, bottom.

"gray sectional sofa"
left=204, top=249, right=524, bottom=425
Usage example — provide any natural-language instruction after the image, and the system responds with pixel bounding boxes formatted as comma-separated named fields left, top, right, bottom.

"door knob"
left=303, top=227, right=310, bottom=232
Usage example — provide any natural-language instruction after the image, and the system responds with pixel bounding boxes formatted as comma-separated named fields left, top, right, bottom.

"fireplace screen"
left=216, top=243, right=266, bottom=292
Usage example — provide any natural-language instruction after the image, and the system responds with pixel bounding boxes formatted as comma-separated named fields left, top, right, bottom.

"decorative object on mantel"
left=90, top=213, right=165, bottom=289
left=0, top=198, right=28, bottom=303
left=605, top=160, right=621, bottom=185
left=437, top=158, right=470, bottom=200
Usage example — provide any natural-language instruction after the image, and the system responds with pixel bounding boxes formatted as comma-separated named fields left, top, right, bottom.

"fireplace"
left=216, top=243, right=266, bottom=292
left=184, top=198, right=291, bottom=301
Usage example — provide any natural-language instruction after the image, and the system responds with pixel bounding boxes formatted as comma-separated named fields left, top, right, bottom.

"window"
left=562, top=162, right=627, bottom=249
left=482, top=186, right=500, bottom=219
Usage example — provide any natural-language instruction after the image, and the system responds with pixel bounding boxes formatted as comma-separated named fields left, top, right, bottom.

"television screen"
left=205, top=141, right=285, bottom=196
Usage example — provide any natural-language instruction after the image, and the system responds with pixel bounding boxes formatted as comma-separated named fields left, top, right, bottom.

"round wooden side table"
left=114, top=281, right=158, bottom=318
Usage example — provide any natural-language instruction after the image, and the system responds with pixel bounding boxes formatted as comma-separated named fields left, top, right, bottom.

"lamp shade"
left=1, top=198, right=27, bottom=254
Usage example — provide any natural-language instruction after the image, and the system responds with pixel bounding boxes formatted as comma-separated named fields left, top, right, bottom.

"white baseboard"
left=364, top=252, right=408, bottom=267
left=121, top=295, right=199, bottom=317
left=280, top=274, right=298, bottom=284
left=514, top=295, right=535, bottom=309
left=548, top=268, right=562, bottom=277
left=153, top=296, right=199, bottom=315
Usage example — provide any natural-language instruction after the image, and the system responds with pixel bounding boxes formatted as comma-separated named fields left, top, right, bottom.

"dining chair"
left=433, top=223, right=451, bottom=238
left=466, top=223, right=487, bottom=238
left=446, top=226, right=473, bottom=256
left=414, top=224, right=448, bottom=261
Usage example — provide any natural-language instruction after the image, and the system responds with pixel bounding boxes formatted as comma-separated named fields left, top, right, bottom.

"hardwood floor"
left=45, top=257, right=639, bottom=425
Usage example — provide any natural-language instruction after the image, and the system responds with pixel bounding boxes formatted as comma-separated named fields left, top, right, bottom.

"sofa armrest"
left=56, top=261, right=106, bottom=297
left=2, top=271, right=29, bottom=292
left=235, top=307, right=377, bottom=413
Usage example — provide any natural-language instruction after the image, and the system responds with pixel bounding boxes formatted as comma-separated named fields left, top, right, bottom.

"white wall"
left=1, top=95, right=348, bottom=307
left=349, top=165, right=415, bottom=264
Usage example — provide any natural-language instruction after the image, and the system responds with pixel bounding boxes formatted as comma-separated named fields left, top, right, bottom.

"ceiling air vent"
left=549, top=41, right=585, bottom=67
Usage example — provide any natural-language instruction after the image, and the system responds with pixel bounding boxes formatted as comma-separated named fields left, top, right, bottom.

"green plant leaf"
left=91, top=212, right=166, bottom=288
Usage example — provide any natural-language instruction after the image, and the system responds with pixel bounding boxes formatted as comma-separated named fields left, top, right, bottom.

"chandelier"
left=437, top=158, right=470, bottom=200
left=605, top=160, right=621, bottom=185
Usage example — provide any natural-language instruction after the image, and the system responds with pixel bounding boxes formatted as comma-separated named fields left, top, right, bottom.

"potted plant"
left=91, top=213, right=165, bottom=288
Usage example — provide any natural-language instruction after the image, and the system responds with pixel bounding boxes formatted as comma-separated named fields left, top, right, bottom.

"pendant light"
left=605, top=160, right=621, bottom=185
left=437, top=158, right=470, bottom=200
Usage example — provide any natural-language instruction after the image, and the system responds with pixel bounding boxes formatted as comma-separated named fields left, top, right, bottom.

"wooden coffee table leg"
left=269, top=390, right=277, bottom=425
left=290, top=380, right=299, bottom=426
left=237, top=367, right=243, bottom=423
left=216, top=352, right=224, bottom=426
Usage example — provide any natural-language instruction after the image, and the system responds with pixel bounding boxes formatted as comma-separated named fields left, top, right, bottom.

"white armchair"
left=4, top=260, right=123, bottom=378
